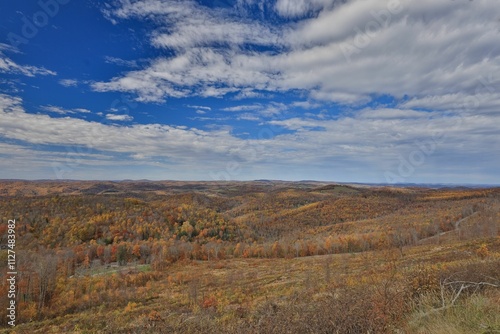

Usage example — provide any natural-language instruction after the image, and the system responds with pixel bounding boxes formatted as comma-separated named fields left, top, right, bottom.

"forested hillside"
left=0, top=181, right=499, bottom=333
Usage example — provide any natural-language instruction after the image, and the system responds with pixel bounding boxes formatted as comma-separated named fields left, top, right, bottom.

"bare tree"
left=415, top=273, right=499, bottom=320
left=35, top=252, right=58, bottom=314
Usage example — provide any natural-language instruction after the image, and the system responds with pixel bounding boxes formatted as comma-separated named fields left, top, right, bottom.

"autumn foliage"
left=0, top=181, right=499, bottom=332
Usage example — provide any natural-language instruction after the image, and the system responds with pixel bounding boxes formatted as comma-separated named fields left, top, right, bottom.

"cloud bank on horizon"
left=0, top=0, right=499, bottom=183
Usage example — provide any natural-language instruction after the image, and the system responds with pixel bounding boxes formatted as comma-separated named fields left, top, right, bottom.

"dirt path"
left=417, top=211, right=478, bottom=245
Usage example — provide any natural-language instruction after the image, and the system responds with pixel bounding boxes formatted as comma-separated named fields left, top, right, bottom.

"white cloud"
left=73, top=108, right=91, bottom=114
left=93, top=0, right=500, bottom=111
left=0, top=94, right=24, bottom=113
left=275, top=0, right=500, bottom=105
left=92, top=47, right=274, bottom=102
left=105, top=114, right=133, bottom=121
left=104, top=56, right=139, bottom=68
left=259, top=102, right=287, bottom=117
left=274, top=0, right=335, bottom=18
left=0, top=43, right=55, bottom=77
left=1, top=94, right=500, bottom=182
left=105, top=0, right=279, bottom=51
left=59, top=79, right=78, bottom=87
left=0, top=52, right=56, bottom=77
left=41, top=105, right=92, bottom=115
left=221, top=102, right=287, bottom=119
left=356, top=108, right=428, bottom=120
left=150, top=19, right=278, bottom=51
left=292, top=101, right=322, bottom=109
left=1, top=95, right=241, bottom=163
left=222, top=104, right=262, bottom=112
left=41, top=105, right=71, bottom=115
left=237, top=113, right=260, bottom=121
left=94, top=0, right=281, bottom=102
left=4, top=1, right=499, bottom=181
left=187, top=105, right=212, bottom=111
left=400, top=91, right=500, bottom=115
left=233, top=89, right=267, bottom=100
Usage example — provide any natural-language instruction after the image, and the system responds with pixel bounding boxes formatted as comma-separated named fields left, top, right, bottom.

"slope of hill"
left=0, top=181, right=499, bottom=333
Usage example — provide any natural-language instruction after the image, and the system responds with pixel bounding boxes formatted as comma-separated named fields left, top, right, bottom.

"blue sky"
left=0, top=0, right=499, bottom=183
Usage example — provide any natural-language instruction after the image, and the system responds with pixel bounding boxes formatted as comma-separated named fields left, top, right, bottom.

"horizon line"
left=1, top=178, right=499, bottom=188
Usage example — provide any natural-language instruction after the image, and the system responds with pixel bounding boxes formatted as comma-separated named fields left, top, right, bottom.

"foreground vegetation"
left=0, top=181, right=499, bottom=333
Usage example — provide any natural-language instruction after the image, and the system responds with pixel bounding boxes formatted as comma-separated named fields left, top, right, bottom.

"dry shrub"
left=407, top=259, right=500, bottom=311
left=407, top=265, right=440, bottom=299
left=142, top=310, right=164, bottom=330
left=476, top=244, right=490, bottom=259
left=202, top=295, right=218, bottom=309
left=440, top=259, right=500, bottom=285
left=231, top=281, right=410, bottom=334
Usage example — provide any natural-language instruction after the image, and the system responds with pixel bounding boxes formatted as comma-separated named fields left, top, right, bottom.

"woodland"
left=0, top=180, right=499, bottom=333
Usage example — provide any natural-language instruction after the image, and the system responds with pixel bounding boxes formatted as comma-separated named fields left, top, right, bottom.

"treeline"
left=1, top=196, right=246, bottom=248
